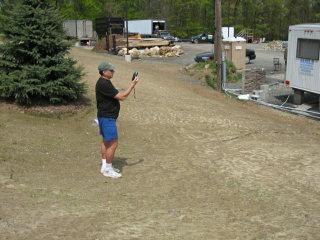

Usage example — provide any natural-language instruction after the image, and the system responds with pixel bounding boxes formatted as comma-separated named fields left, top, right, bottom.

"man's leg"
left=100, top=138, right=121, bottom=178
left=101, top=138, right=118, bottom=163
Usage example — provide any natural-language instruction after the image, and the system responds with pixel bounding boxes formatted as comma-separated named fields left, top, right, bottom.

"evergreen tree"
left=0, top=0, right=86, bottom=105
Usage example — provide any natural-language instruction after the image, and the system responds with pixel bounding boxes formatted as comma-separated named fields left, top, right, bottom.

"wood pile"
left=117, top=45, right=184, bottom=58
left=117, top=38, right=170, bottom=48
left=262, top=41, right=283, bottom=51
left=91, top=34, right=171, bottom=53
left=159, top=46, right=184, bottom=57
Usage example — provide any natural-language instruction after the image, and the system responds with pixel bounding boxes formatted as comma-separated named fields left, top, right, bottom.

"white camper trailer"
left=285, top=23, right=320, bottom=109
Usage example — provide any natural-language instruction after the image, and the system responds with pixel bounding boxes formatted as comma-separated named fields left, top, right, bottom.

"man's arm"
left=114, top=77, right=138, bottom=101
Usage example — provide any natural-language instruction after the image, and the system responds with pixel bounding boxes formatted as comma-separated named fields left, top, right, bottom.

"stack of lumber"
left=262, top=41, right=283, bottom=51
left=92, top=35, right=171, bottom=53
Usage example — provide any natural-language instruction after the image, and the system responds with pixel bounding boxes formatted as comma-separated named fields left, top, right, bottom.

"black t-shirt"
left=95, top=77, right=120, bottom=119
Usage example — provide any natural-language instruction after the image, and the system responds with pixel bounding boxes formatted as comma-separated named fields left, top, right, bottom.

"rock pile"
left=117, top=45, right=184, bottom=58
left=262, top=41, right=283, bottom=51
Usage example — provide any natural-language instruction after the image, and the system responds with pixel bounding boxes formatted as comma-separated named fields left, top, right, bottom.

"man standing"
left=96, top=61, right=138, bottom=178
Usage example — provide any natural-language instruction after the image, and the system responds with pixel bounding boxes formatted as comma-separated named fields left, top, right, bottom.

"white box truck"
left=285, top=23, right=320, bottom=109
left=126, top=19, right=166, bottom=37
left=63, top=20, right=96, bottom=45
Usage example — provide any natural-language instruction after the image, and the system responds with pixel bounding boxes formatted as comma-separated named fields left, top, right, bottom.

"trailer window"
left=297, top=38, right=320, bottom=60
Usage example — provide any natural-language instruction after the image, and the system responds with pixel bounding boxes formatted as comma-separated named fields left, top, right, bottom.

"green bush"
left=195, top=60, right=242, bottom=90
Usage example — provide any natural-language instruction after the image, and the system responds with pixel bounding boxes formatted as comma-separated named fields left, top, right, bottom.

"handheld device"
left=132, top=72, right=138, bottom=81
left=131, top=72, right=138, bottom=99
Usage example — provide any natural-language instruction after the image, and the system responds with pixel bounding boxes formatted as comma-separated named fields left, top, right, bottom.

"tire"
left=246, top=56, right=250, bottom=64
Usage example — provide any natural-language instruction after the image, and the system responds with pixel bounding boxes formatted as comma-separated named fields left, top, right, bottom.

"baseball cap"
left=98, top=62, right=116, bottom=71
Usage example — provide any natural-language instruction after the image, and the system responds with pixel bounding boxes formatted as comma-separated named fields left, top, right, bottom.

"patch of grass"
left=26, top=111, right=63, bottom=119
left=23, top=101, right=91, bottom=119
left=0, top=154, right=26, bottom=163
left=15, top=156, right=27, bottom=162
left=84, top=107, right=95, bottom=116
left=195, top=61, right=216, bottom=71
left=0, top=96, right=92, bottom=120
left=0, top=156, right=9, bottom=162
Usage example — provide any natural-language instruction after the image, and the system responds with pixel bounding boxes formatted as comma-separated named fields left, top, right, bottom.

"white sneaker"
left=101, top=167, right=120, bottom=174
left=102, top=168, right=122, bottom=178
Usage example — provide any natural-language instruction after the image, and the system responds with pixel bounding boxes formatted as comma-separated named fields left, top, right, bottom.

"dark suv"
left=191, top=33, right=214, bottom=44
left=195, top=49, right=256, bottom=64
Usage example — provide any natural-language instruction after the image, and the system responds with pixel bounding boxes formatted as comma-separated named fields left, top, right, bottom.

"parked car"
left=154, top=30, right=179, bottom=43
left=194, top=49, right=256, bottom=64
left=191, top=33, right=214, bottom=43
left=158, top=31, right=175, bottom=41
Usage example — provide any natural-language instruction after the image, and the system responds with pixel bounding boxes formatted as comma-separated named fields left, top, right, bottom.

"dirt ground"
left=1, top=47, right=319, bottom=240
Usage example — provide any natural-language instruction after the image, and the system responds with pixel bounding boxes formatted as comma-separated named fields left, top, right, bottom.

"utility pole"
left=126, top=0, right=129, bottom=55
left=214, top=0, right=222, bottom=92
left=124, top=0, right=131, bottom=62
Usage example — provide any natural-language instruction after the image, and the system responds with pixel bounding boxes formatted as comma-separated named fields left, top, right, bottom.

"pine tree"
left=0, top=0, right=87, bottom=105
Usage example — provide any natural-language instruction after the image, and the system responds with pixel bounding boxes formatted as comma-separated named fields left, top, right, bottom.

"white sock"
left=105, top=163, right=112, bottom=170
left=101, top=159, right=107, bottom=170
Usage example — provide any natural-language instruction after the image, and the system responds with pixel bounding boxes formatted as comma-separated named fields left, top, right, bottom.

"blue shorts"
left=98, top=117, right=118, bottom=141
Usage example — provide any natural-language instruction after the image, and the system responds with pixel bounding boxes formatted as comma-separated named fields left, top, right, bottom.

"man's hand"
left=132, top=76, right=139, bottom=86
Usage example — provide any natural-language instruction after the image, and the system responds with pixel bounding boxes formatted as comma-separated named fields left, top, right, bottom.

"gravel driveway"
left=140, top=42, right=286, bottom=74
left=134, top=42, right=287, bottom=86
